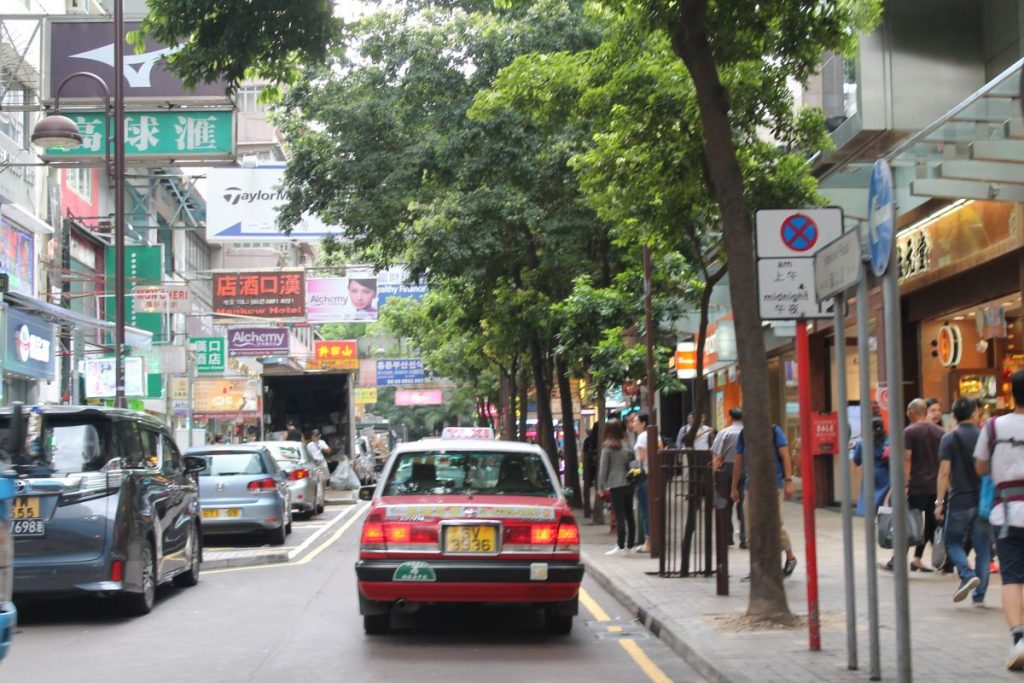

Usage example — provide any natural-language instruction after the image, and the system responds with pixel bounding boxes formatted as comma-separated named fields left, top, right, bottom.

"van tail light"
left=287, top=468, right=309, bottom=481
left=58, top=472, right=122, bottom=506
left=110, top=559, right=124, bottom=583
left=247, top=478, right=278, bottom=491
left=360, top=512, right=387, bottom=551
left=556, top=517, right=580, bottom=552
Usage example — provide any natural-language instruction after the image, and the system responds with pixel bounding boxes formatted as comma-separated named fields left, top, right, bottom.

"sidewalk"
left=581, top=500, right=1018, bottom=682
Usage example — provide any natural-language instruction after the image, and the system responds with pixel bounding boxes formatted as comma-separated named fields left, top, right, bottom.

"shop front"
left=2, top=306, right=56, bottom=404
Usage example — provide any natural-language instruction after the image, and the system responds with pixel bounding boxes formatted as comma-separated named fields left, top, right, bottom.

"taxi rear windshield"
left=383, top=450, right=555, bottom=497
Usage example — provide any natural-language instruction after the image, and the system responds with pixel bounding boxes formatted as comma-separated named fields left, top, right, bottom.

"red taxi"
left=355, top=428, right=583, bottom=634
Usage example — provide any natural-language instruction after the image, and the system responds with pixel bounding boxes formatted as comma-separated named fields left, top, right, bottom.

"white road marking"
left=287, top=504, right=364, bottom=560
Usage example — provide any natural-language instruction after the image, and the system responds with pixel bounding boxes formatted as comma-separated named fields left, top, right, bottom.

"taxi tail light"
left=504, top=524, right=558, bottom=548
left=287, top=468, right=309, bottom=481
left=556, top=517, right=580, bottom=551
left=384, top=522, right=437, bottom=545
left=247, top=478, right=277, bottom=491
left=360, top=512, right=387, bottom=551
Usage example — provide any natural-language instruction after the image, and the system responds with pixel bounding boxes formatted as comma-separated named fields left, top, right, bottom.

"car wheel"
left=123, top=542, right=157, bottom=617
left=270, top=520, right=287, bottom=546
left=316, top=486, right=326, bottom=514
left=544, top=610, right=573, bottom=635
left=363, top=612, right=390, bottom=635
left=285, top=508, right=293, bottom=535
left=173, top=524, right=201, bottom=588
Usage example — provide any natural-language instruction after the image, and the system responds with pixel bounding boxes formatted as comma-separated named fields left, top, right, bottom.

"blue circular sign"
left=780, top=214, right=818, bottom=252
left=868, top=159, right=894, bottom=277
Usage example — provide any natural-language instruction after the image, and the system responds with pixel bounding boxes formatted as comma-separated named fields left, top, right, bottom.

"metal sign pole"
left=857, top=266, right=881, bottom=680
left=833, top=292, right=857, bottom=670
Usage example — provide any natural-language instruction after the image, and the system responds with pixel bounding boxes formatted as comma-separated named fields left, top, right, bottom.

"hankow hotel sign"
left=213, top=270, right=305, bottom=321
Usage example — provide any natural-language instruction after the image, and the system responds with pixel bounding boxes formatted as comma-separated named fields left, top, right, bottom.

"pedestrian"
left=852, top=416, right=890, bottom=517
left=285, top=421, right=302, bottom=441
left=926, top=397, right=945, bottom=429
left=307, top=429, right=331, bottom=461
left=598, top=418, right=635, bottom=555
left=732, top=421, right=798, bottom=578
left=974, top=370, right=1024, bottom=670
left=632, top=411, right=662, bottom=553
left=676, top=412, right=715, bottom=450
left=884, top=398, right=943, bottom=572
left=623, top=412, right=638, bottom=449
left=711, top=407, right=746, bottom=547
left=936, top=397, right=990, bottom=605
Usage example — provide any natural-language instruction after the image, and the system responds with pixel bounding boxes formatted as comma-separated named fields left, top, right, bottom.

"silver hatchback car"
left=251, top=441, right=328, bottom=518
left=184, top=446, right=292, bottom=545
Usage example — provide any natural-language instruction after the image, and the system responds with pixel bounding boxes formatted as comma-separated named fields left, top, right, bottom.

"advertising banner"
left=310, top=340, right=358, bottom=370
left=40, top=111, right=234, bottom=160
left=131, top=284, right=191, bottom=314
left=5, top=308, right=55, bottom=380
left=354, top=387, right=378, bottom=404
left=306, top=276, right=378, bottom=323
left=84, top=357, right=145, bottom=398
left=193, top=379, right=259, bottom=415
left=212, top=270, right=305, bottom=320
left=376, top=358, right=425, bottom=386
left=47, top=20, right=230, bottom=103
left=227, top=327, right=289, bottom=357
left=394, top=389, right=444, bottom=406
left=206, top=167, right=344, bottom=242
left=377, top=266, right=428, bottom=306
left=0, top=218, right=35, bottom=297
left=105, top=244, right=163, bottom=337
left=358, top=358, right=377, bottom=387
left=191, top=336, right=225, bottom=373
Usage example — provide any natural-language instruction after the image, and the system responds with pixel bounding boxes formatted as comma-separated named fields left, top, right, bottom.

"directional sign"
left=868, top=159, right=894, bottom=277
left=814, top=229, right=863, bottom=303
left=755, top=208, right=843, bottom=258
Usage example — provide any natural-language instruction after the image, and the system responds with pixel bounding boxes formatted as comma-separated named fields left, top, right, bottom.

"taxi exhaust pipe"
left=394, top=598, right=421, bottom=614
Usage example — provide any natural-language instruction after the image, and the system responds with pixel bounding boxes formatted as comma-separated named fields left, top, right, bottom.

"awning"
left=1, top=203, right=54, bottom=236
left=4, top=292, right=153, bottom=350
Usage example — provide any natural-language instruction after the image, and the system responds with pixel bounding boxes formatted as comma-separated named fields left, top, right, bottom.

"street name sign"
left=814, top=229, right=864, bottom=303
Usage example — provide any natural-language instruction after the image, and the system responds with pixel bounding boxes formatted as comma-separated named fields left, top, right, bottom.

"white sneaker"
left=1006, top=639, right=1024, bottom=670
left=605, top=546, right=623, bottom=556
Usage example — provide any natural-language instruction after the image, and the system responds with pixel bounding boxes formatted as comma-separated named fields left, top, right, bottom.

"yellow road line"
left=579, top=587, right=674, bottom=683
left=205, top=507, right=366, bottom=575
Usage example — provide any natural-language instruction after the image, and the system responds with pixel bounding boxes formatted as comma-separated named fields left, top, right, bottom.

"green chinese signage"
left=191, top=337, right=226, bottom=374
left=44, top=110, right=234, bottom=159
left=104, top=245, right=164, bottom=339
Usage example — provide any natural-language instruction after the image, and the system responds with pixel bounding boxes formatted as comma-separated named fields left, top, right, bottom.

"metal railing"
left=657, top=448, right=714, bottom=577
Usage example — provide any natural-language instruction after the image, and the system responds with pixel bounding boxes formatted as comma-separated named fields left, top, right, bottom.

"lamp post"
left=31, top=2, right=126, bottom=408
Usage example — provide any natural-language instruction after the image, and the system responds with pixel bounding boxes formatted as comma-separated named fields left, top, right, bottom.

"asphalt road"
left=2, top=504, right=705, bottom=682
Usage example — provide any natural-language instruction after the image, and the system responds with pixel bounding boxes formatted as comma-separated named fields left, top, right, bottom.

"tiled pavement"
left=581, top=499, right=1020, bottom=682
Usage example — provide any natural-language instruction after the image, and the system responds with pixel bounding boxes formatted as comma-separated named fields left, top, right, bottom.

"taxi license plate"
left=12, top=520, right=45, bottom=537
left=202, top=508, right=242, bottom=519
left=12, top=496, right=40, bottom=520
left=444, top=525, right=497, bottom=554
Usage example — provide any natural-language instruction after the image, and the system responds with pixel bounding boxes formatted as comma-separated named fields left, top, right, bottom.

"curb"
left=201, top=550, right=290, bottom=570
left=325, top=497, right=358, bottom=506
left=581, top=550, right=745, bottom=683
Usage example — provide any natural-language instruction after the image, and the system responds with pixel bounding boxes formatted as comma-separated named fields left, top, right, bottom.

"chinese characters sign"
left=193, top=379, right=259, bottom=416
left=213, top=270, right=305, bottom=320
left=191, top=337, right=225, bottom=374
left=132, top=285, right=190, bottom=314
left=354, top=387, right=378, bottom=404
left=42, top=111, right=234, bottom=160
left=105, top=245, right=164, bottom=338
left=376, top=359, right=425, bottom=386
left=311, top=340, right=358, bottom=370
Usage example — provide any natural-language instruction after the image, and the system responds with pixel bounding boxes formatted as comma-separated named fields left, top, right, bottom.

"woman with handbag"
left=598, top=419, right=636, bottom=555
left=852, top=417, right=891, bottom=517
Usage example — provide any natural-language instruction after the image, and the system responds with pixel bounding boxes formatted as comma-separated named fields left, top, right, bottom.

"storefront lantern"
left=937, top=323, right=964, bottom=368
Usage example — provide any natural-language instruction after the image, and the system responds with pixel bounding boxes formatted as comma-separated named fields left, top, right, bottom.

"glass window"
left=161, top=434, right=182, bottom=474
left=66, top=168, right=93, bottom=199
left=190, top=451, right=268, bottom=476
left=236, top=85, right=268, bottom=113
left=0, top=414, right=113, bottom=473
left=0, top=88, right=26, bottom=145
left=383, top=450, right=555, bottom=497
left=116, top=420, right=144, bottom=467
left=139, top=427, right=161, bottom=470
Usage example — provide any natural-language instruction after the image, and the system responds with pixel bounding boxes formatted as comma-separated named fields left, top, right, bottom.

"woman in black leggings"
left=597, top=418, right=635, bottom=555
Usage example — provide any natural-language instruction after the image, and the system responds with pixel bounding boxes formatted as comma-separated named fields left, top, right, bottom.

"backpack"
left=981, top=417, right=1024, bottom=532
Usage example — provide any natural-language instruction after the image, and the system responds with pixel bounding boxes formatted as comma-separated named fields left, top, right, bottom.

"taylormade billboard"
left=206, top=167, right=344, bottom=242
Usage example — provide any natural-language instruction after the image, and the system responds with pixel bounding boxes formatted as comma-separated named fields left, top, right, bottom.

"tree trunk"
left=500, top=366, right=515, bottom=440
left=556, top=358, right=582, bottom=508
left=672, top=0, right=790, bottom=619
left=519, top=362, right=529, bottom=442
left=530, top=338, right=558, bottom=466
left=591, top=388, right=607, bottom=524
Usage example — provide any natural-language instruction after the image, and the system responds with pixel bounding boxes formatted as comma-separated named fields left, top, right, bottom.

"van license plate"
left=12, top=496, right=40, bottom=519
left=12, top=520, right=45, bottom=536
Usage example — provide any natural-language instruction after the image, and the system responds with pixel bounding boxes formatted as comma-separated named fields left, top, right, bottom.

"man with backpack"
left=935, top=397, right=989, bottom=605
left=975, top=370, right=1024, bottom=670
left=732, top=422, right=798, bottom=578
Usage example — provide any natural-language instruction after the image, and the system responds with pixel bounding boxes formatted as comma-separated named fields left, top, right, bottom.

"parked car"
left=252, top=441, right=328, bottom=518
left=0, top=404, right=201, bottom=617
left=184, top=445, right=292, bottom=545
left=0, top=471, right=15, bottom=659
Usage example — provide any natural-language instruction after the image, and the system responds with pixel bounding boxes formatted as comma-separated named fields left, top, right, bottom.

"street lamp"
left=31, top=1, right=127, bottom=408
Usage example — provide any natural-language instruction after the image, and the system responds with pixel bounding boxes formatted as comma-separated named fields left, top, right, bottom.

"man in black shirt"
left=936, top=397, right=990, bottom=605
left=285, top=421, right=302, bottom=441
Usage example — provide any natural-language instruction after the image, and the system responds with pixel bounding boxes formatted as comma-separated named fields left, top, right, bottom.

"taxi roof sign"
left=441, top=427, right=494, bottom=440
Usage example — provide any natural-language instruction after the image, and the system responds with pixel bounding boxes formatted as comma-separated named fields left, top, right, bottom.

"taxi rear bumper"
left=356, top=559, right=583, bottom=606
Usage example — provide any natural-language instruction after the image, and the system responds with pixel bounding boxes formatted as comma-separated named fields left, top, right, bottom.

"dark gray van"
left=0, top=405, right=201, bottom=616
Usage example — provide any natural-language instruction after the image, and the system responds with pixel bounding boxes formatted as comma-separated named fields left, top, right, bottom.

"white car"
left=253, top=441, right=329, bottom=518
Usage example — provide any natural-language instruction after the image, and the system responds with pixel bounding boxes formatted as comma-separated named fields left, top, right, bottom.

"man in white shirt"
left=711, top=407, right=745, bottom=547
left=677, top=413, right=715, bottom=450
left=307, top=429, right=331, bottom=463
left=975, top=370, right=1024, bottom=670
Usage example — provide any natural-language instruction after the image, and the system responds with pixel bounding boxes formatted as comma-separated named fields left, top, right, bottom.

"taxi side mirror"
left=358, top=485, right=375, bottom=501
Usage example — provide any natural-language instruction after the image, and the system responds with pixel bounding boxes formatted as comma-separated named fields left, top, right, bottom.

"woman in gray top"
left=598, top=419, right=635, bottom=555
